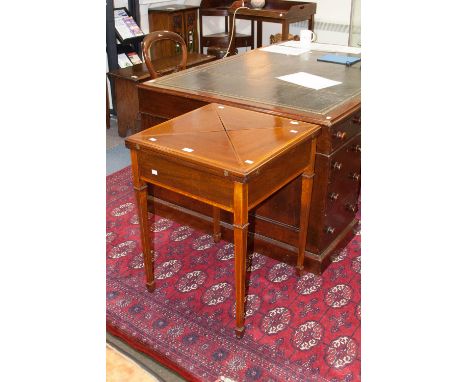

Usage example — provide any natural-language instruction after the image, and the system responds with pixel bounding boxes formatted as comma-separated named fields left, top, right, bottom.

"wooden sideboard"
left=136, top=48, right=361, bottom=274
left=148, top=5, right=199, bottom=57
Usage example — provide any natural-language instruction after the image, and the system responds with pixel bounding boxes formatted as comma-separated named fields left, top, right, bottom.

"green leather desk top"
left=142, top=48, right=361, bottom=122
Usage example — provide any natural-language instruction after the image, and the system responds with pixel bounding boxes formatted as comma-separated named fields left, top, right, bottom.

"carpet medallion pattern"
left=107, top=166, right=361, bottom=382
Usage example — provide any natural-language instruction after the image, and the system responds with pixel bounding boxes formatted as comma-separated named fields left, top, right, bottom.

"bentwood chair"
left=142, top=31, right=188, bottom=79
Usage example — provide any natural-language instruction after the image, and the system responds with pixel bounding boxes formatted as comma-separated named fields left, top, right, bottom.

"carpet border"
left=106, top=322, right=202, bottom=382
left=106, top=165, right=132, bottom=179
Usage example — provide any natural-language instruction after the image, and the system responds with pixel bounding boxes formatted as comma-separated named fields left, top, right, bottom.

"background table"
left=228, top=0, right=317, bottom=50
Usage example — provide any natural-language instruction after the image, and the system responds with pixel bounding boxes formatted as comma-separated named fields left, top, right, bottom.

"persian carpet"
left=106, top=166, right=361, bottom=382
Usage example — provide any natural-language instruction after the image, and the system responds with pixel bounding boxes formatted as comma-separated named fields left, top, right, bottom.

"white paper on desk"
left=260, top=44, right=310, bottom=56
left=278, top=41, right=361, bottom=54
left=276, top=72, right=342, bottom=90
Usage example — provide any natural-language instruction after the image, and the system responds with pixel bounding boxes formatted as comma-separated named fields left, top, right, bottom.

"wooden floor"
left=107, top=345, right=158, bottom=382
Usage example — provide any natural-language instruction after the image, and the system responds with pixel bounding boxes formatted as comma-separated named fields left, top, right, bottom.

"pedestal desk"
left=136, top=48, right=361, bottom=274
left=126, top=103, right=320, bottom=335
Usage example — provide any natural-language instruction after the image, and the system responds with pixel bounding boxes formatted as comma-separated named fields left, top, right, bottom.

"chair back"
left=142, top=31, right=187, bottom=79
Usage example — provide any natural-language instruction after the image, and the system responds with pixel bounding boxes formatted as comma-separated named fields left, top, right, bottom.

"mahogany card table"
left=125, top=103, right=320, bottom=336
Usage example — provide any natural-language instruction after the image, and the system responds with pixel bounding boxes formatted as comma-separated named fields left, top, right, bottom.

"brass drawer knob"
left=349, top=172, right=360, bottom=181
left=346, top=203, right=358, bottom=213
left=325, top=226, right=336, bottom=234
left=332, top=161, right=342, bottom=170
left=333, top=131, right=347, bottom=140
left=329, top=192, right=340, bottom=201
left=351, top=144, right=361, bottom=152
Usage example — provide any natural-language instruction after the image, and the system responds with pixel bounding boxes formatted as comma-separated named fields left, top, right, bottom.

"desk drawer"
left=317, top=110, right=361, bottom=154
left=321, top=197, right=359, bottom=245
left=329, top=134, right=361, bottom=187
left=325, top=137, right=360, bottom=208
left=320, top=135, right=361, bottom=247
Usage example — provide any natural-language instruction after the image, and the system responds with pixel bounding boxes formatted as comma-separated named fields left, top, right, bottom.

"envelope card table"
left=125, top=103, right=320, bottom=336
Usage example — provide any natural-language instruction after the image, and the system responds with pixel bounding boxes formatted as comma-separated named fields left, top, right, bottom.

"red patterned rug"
left=106, top=166, right=361, bottom=382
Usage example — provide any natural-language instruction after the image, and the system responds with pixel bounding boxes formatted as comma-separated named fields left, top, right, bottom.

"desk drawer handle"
left=333, top=131, right=347, bottom=140
left=332, top=161, right=342, bottom=170
left=349, top=172, right=360, bottom=181
left=325, top=226, right=336, bottom=234
left=346, top=203, right=358, bottom=213
left=351, top=144, right=361, bottom=152
left=329, top=192, right=340, bottom=201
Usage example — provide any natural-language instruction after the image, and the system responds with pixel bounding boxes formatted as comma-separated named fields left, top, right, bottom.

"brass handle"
left=351, top=144, right=361, bottom=152
left=350, top=172, right=360, bottom=181
left=346, top=203, right=358, bottom=213
left=325, top=226, right=335, bottom=234
left=332, top=161, right=342, bottom=170
left=329, top=192, right=340, bottom=201
left=352, top=115, right=361, bottom=124
left=333, top=131, right=347, bottom=140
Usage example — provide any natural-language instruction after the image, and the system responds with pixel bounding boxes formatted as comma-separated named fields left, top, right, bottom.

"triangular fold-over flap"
left=227, top=124, right=313, bottom=169
left=216, top=105, right=309, bottom=131
left=147, top=130, right=244, bottom=170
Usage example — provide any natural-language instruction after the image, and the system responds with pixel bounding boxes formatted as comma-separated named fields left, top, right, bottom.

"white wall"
left=114, top=0, right=129, bottom=8
left=349, top=0, right=360, bottom=46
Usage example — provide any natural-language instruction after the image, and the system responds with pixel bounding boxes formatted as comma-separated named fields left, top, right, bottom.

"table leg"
left=250, top=20, right=255, bottom=49
left=213, top=206, right=221, bottom=243
left=130, top=150, right=155, bottom=292
left=281, top=22, right=290, bottom=41
left=257, top=20, right=262, bottom=48
left=228, top=14, right=236, bottom=56
left=296, top=173, right=314, bottom=276
left=233, top=182, right=248, bottom=338
left=296, top=141, right=317, bottom=276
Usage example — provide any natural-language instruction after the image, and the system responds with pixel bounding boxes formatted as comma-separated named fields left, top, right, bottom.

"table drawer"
left=138, top=150, right=234, bottom=210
